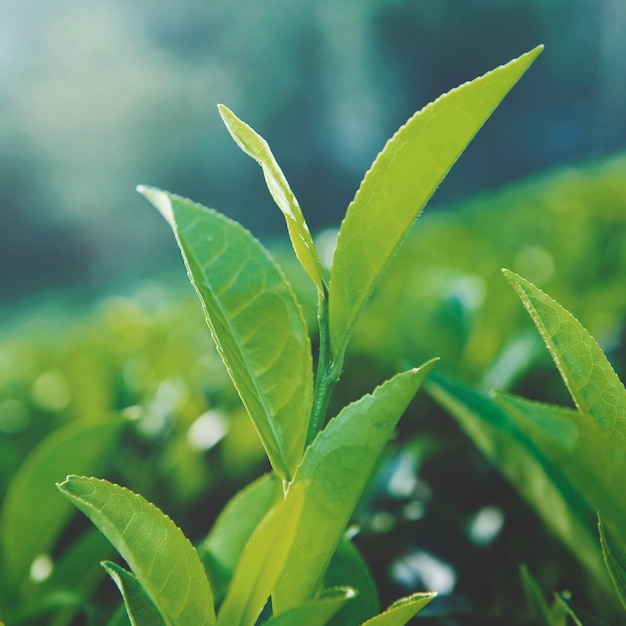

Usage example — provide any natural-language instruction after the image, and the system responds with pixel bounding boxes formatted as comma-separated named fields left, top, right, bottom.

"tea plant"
left=0, top=46, right=542, bottom=625
left=429, top=271, right=626, bottom=623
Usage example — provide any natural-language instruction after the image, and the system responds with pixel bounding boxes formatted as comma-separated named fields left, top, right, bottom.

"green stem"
left=306, top=290, right=341, bottom=446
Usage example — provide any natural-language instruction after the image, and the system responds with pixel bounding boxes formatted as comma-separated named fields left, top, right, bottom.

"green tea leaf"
left=599, top=518, right=626, bottom=610
left=494, top=392, right=626, bottom=536
left=197, top=473, right=281, bottom=601
left=273, top=360, right=437, bottom=613
left=553, top=593, right=599, bottom=626
left=325, top=539, right=379, bottom=626
left=0, top=420, right=124, bottom=597
left=139, top=187, right=313, bottom=480
left=503, top=269, right=626, bottom=441
left=328, top=46, right=543, bottom=364
left=520, top=564, right=565, bottom=626
left=102, top=561, right=165, bottom=626
left=57, top=476, right=215, bottom=626
left=360, top=592, right=436, bottom=626
left=263, top=588, right=354, bottom=626
left=427, top=377, right=610, bottom=586
left=216, top=482, right=307, bottom=626
left=217, top=104, right=325, bottom=294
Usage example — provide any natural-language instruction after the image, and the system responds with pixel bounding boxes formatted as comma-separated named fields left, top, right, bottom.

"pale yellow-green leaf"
left=329, top=46, right=543, bottom=365
left=503, top=269, right=626, bottom=442
left=216, top=483, right=306, bottom=626
left=57, top=476, right=215, bottom=626
left=218, top=104, right=325, bottom=294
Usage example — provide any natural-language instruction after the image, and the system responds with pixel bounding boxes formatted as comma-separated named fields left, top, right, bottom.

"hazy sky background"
left=1, top=0, right=625, bottom=301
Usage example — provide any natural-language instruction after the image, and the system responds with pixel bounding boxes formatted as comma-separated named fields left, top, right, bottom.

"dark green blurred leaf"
left=0, top=419, right=125, bottom=598
left=325, top=538, right=379, bottom=626
left=427, top=377, right=610, bottom=587
left=494, top=392, right=626, bottom=537
left=599, top=518, right=626, bottom=610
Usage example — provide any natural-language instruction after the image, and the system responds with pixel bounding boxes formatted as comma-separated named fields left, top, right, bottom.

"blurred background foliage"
left=1, top=0, right=625, bottom=299
left=1, top=0, right=625, bottom=624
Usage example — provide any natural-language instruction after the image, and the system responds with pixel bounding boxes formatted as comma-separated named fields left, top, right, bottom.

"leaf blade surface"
left=57, top=476, right=216, bottom=626
left=139, top=187, right=313, bottom=480
left=216, top=483, right=306, bottom=626
left=218, top=105, right=325, bottom=293
left=329, top=46, right=543, bottom=362
left=273, top=360, right=437, bottom=613
left=503, top=269, right=626, bottom=441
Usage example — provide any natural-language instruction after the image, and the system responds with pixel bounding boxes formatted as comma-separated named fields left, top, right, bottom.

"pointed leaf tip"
left=217, top=104, right=326, bottom=293
left=137, top=185, right=175, bottom=227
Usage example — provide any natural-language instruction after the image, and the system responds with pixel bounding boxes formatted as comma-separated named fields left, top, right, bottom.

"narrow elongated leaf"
left=57, top=476, right=215, bottom=626
left=217, top=104, right=325, bottom=293
left=553, top=594, right=599, bottom=626
left=216, top=482, right=306, bottom=626
left=520, top=565, right=561, bottom=626
left=360, top=592, right=437, bottom=626
left=0, top=420, right=124, bottom=596
left=503, top=269, right=626, bottom=440
left=329, top=46, right=543, bottom=363
left=197, top=473, right=281, bottom=600
left=263, top=588, right=354, bottom=626
left=102, top=562, right=165, bottom=626
left=494, top=392, right=626, bottom=536
left=139, top=187, right=313, bottom=480
left=273, top=360, right=437, bottom=613
left=325, top=539, right=379, bottom=626
left=599, top=518, right=626, bottom=610
left=427, top=377, right=610, bottom=586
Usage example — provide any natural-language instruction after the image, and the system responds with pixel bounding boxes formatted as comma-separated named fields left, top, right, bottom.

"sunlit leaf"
left=197, top=473, right=281, bottom=601
left=57, top=476, right=215, bottom=625
left=101, top=561, right=165, bottom=626
left=273, top=360, right=437, bottom=613
left=216, top=482, right=307, bottom=626
left=263, top=587, right=354, bottom=626
left=427, top=377, right=610, bottom=586
left=328, top=46, right=543, bottom=365
left=503, top=269, right=626, bottom=441
left=599, top=518, right=626, bottom=610
left=0, top=420, right=125, bottom=596
left=139, top=187, right=313, bottom=480
left=218, top=104, right=325, bottom=294
left=360, top=592, right=436, bottom=625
